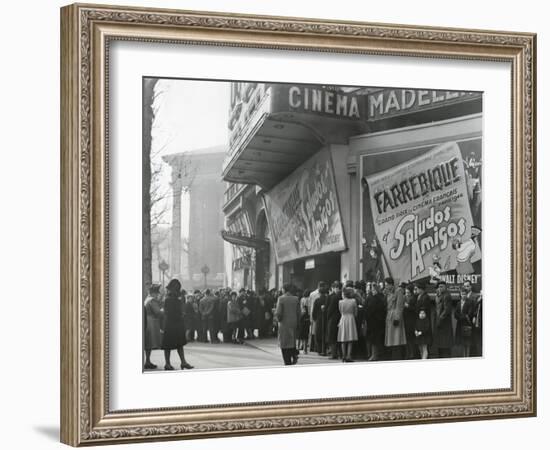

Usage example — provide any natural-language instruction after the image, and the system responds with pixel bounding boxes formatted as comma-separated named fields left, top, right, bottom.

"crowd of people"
left=143, top=281, right=280, bottom=370
left=277, top=278, right=482, bottom=366
left=143, top=277, right=482, bottom=370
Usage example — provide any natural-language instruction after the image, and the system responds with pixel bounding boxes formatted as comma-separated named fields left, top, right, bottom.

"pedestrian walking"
left=275, top=284, right=300, bottom=365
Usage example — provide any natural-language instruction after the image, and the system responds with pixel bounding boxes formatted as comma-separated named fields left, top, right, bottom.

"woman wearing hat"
left=161, top=279, right=194, bottom=370
left=337, top=287, right=359, bottom=362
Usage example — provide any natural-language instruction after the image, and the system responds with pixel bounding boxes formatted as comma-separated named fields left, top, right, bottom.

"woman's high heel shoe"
left=181, top=362, right=194, bottom=370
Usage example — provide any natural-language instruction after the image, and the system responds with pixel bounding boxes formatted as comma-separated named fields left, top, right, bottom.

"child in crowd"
left=415, top=308, right=431, bottom=359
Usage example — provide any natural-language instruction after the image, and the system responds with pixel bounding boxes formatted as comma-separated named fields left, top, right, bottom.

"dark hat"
left=436, top=280, right=447, bottom=287
left=344, top=280, right=355, bottom=288
left=399, top=281, right=408, bottom=289
left=384, top=277, right=395, bottom=286
left=166, top=279, right=181, bottom=293
left=149, top=284, right=161, bottom=294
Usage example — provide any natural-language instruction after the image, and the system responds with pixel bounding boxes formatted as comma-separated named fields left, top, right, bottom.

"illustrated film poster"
left=362, top=140, right=482, bottom=292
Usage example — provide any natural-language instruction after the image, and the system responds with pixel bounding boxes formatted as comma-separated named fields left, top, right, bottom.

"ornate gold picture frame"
left=60, top=3, right=536, bottom=446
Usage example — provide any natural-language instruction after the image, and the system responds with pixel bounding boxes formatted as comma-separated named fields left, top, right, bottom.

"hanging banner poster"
left=265, top=148, right=346, bottom=264
left=363, top=142, right=481, bottom=283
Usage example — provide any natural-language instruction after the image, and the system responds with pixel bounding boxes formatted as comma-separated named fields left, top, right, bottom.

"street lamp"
left=201, top=264, right=210, bottom=289
left=158, top=260, right=169, bottom=288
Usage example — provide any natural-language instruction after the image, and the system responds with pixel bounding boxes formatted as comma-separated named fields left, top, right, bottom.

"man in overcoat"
left=312, top=285, right=329, bottom=356
left=464, top=280, right=482, bottom=356
left=199, top=289, right=218, bottom=343
left=432, top=280, right=454, bottom=358
left=275, top=284, right=300, bottom=365
left=325, top=281, right=343, bottom=359
left=307, top=282, right=326, bottom=352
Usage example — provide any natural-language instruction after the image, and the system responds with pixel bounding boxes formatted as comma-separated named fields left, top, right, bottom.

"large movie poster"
left=265, top=148, right=346, bottom=264
left=363, top=141, right=481, bottom=284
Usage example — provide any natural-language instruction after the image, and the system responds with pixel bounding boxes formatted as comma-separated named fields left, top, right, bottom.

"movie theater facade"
left=221, top=82, right=482, bottom=292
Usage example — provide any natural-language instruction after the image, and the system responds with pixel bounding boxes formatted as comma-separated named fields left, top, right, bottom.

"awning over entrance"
left=221, top=230, right=269, bottom=250
left=222, top=83, right=368, bottom=190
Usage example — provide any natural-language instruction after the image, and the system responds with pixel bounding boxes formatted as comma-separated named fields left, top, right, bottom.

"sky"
left=150, top=79, right=230, bottom=237
left=152, top=79, right=230, bottom=156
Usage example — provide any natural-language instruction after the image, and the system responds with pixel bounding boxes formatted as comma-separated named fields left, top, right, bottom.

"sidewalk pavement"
left=144, top=337, right=342, bottom=372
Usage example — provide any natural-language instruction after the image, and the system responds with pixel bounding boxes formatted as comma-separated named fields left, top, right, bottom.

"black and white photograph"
left=142, top=79, right=483, bottom=371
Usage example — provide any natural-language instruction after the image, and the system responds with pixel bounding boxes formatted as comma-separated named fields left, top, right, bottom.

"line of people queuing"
left=277, top=277, right=482, bottom=365
left=143, top=276, right=482, bottom=369
left=143, top=280, right=279, bottom=370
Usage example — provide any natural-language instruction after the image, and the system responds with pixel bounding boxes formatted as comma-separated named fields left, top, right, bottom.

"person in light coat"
left=384, top=278, right=407, bottom=359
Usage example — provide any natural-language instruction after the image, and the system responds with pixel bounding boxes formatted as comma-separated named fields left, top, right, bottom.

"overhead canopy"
left=222, top=83, right=368, bottom=190
left=220, top=230, right=269, bottom=250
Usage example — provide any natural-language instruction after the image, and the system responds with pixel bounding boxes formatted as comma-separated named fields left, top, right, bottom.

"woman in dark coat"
left=161, top=279, right=194, bottom=370
left=365, top=283, right=386, bottom=361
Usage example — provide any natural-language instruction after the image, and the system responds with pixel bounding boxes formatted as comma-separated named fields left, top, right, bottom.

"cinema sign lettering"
left=272, top=85, right=365, bottom=120
left=367, top=89, right=481, bottom=121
